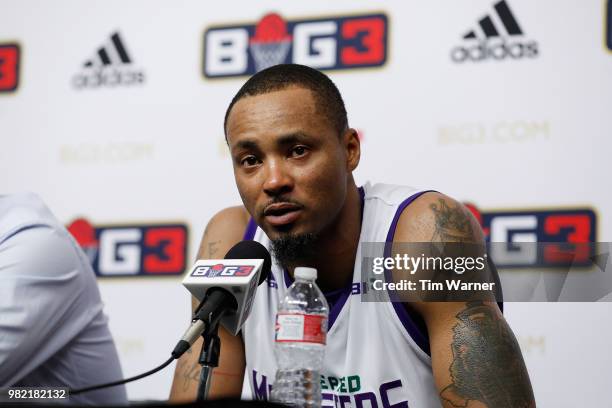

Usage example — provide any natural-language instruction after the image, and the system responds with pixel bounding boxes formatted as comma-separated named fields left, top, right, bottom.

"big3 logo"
left=203, top=12, right=387, bottom=78
left=465, top=205, right=597, bottom=268
left=68, top=218, right=188, bottom=277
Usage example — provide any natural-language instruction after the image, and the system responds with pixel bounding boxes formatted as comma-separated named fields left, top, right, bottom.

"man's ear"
left=343, top=128, right=361, bottom=172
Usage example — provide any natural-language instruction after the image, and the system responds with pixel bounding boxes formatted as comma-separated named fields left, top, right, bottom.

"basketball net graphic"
left=249, top=13, right=292, bottom=72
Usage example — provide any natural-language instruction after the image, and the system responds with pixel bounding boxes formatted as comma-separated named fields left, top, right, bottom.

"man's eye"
left=241, top=156, right=260, bottom=167
left=291, top=146, right=308, bottom=157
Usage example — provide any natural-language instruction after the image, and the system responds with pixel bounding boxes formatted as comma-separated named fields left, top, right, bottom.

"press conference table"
left=1, top=399, right=284, bottom=407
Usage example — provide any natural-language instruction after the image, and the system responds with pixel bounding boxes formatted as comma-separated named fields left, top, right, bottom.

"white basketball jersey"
left=241, top=182, right=441, bottom=407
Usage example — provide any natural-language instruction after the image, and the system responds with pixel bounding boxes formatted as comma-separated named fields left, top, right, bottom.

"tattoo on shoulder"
left=440, top=301, right=535, bottom=408
left=429, top=199, right=474, bottom=242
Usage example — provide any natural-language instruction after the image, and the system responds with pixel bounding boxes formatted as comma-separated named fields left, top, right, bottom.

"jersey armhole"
left=384, top=190, right=435, bottom=356
left=239, top=218, right=258, bottom=341
left=243, top=218, right=257, bottom=240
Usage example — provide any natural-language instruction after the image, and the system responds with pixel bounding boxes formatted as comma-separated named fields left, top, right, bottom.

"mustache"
left=260, top=197, right=304, bottom=217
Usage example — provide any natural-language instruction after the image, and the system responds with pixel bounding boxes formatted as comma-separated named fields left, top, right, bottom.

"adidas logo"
left=450, top=0, right=539, bottom=63
left=83, top=32, right=132, bottom=68
left=72, top=31, right=145, bottom=89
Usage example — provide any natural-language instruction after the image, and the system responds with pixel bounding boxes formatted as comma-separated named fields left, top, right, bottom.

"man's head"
left=224, top=64, right=360, bottom=266
left=224, top=64, right=348, bottom=139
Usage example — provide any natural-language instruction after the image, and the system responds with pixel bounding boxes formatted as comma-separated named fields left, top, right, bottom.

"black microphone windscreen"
left=224, top=240, right=271, bottom=285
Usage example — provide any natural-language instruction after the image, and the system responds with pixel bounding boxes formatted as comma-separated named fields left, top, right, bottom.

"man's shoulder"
left=208, top=205, right=251, bottom=232
left=363, top=182, right=423, bottom=206
left=197, top=206, right=252, bottom=259
left=0, top=195, right=100, bottom=313
left=392, top=191, right=484, bottom=244
left=0, top=193, right=59, bottom=243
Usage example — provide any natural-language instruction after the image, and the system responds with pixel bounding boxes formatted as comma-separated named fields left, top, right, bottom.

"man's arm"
left=0, top=225, right=92, bottom=386
left=169, top=206, right=250, bottom=402
left=393, top=192, right=535, bottom=408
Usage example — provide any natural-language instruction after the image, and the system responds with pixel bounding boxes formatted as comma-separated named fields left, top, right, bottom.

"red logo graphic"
left=0, top=43, right=20, bottom=93
left=68, top=218, right=99, bottom=264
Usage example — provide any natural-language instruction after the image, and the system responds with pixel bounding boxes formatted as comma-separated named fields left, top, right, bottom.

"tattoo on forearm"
left=440, top=301, right=535, bottom=408
left=430, top=199, right=474, bottom=242
left=174, top=349, right=200, bottom=392
left=175, top=347, right=242, bottom=392
left=182, top=364, right=200, bottom=392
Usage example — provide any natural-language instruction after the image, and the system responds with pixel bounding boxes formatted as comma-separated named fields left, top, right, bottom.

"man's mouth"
left=263, top=203, right=303, bottom=227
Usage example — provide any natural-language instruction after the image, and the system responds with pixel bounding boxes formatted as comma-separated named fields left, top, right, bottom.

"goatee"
left=270, top=232, right=319, bottom=270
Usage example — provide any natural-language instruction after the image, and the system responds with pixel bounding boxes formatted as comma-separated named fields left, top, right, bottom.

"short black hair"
left=224, top=64, right=348, bottom=139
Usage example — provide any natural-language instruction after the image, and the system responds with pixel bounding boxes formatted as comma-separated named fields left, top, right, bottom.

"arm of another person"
left=169, top=206, right=250, bottom=402
left=393, top=192, right=536, bottom=408
left=0, top=225, right=90, bottom=386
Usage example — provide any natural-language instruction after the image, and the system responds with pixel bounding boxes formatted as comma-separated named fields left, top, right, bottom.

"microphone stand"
left=192, top=289, right=236, bottom=402
left=196, top=320, right=221, bottom=402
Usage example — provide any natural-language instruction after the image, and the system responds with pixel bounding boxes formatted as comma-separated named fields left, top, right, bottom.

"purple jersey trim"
left=282, top=187, right=365, bottom=331
left=283, top=268, right=292, bottom=289
left=384, top=190, right=435, bottom=356
left=243, top=217, right=257, bottom=240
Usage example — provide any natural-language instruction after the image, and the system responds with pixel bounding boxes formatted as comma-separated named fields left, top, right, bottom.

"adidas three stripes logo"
left=462, top=0, right=524, bottom=40
left=84, top=32, right=132, bottom=68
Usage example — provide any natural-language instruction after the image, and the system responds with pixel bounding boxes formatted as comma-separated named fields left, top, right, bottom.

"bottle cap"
left=294, top=267, right=317, bottom=280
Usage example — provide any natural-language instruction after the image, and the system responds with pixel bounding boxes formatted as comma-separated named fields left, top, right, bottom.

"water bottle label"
left=275, top=313, right=326, bottom=344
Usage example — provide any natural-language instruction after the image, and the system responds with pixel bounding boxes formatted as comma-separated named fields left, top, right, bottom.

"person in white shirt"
left=0, top=192, right=128, bottom=405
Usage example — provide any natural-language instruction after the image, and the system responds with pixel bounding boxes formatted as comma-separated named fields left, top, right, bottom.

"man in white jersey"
left=170, top=64, right=534, bottom=407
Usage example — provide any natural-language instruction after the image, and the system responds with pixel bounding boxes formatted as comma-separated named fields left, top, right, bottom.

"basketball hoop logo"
left=249, top=13, right=292, bottom=71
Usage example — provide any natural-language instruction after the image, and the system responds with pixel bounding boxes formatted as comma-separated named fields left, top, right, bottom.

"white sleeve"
left=0, top=224, right=92, bottom=386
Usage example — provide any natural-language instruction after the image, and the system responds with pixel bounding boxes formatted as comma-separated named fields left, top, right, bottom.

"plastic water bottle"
left=270, top=267, right=329, bottom=407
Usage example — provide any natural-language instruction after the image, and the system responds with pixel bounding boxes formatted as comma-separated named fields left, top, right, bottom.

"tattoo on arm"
left=430, top=199, right=474, bottom=242
left=174, top=348, right=200, bottom=392
left=175, top=346, right=243, bottom=393
left=208, top=240, right=220, bottom=258
left=440, top=301, right=535, bottom=408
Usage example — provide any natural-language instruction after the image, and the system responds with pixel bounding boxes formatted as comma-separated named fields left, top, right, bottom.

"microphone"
left=72, top=241, right=272, bottom=395
left=172, top=240, right=272, bottom=359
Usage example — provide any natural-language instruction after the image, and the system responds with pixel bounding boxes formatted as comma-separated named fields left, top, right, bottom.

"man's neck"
left=287, top=183, right=362, bottom=292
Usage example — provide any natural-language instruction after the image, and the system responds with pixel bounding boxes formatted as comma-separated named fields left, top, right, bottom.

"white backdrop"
left=1, top=1, right=611, bottom=406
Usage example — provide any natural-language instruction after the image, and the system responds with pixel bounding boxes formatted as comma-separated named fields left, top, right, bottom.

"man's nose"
left=262, top=159, right=293, bottom=196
